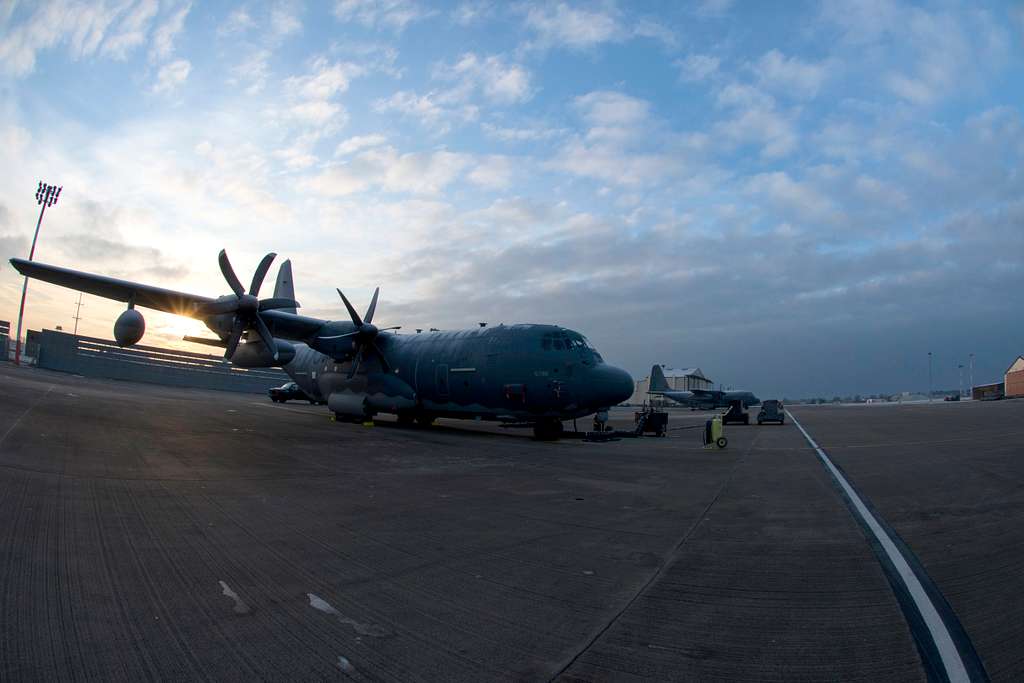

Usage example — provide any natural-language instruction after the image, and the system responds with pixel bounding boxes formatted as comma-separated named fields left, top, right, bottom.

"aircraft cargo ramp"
left=0, top=363, right=1021, bottom=681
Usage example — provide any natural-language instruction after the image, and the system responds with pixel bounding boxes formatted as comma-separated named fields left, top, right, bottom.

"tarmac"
left=0, top=363, right=1021, bottom=681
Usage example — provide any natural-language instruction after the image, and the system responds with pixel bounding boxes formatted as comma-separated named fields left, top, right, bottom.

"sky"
left=0, top=0, right=1022, bottom=398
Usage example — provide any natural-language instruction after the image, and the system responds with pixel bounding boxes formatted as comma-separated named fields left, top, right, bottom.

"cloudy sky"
left=1, top=0, right=1022, bottom=398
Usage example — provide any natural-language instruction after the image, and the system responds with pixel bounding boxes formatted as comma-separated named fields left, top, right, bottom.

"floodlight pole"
left=927, top=351, right=932, bottom=403
left=14, top=182, right=61, bottom=365
left=969, top=353, right=974, bottom=398
left=72, top=292, right=84, bottom=336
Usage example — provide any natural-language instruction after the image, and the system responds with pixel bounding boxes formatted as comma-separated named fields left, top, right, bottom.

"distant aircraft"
left=10, top=251, right=633, bottom=439
left=647, top=365, right=759, bottom=409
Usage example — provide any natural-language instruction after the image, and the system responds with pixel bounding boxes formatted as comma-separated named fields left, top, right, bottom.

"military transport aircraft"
left=647, top=364, right=759, bottom=409
left=10, top=251, right=633, bottom=439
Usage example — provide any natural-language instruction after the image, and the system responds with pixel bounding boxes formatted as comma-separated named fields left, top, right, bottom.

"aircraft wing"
left=10, top=258, right=214, bottom=316
left=10, top=257, right=329, bottom=342
left=690, top=388, right=724, bottom=399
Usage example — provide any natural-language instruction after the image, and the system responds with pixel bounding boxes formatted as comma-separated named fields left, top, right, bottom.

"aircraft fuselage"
left=273, top=323, right=634, bottom=423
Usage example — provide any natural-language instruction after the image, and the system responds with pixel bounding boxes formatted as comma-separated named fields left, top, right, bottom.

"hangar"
left=630, top=366, right=712, bottom=405
left=1006, top=356, right=1024, bottom=398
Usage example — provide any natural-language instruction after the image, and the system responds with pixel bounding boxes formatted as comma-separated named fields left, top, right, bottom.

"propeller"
left=318, top=287, right=400, bottom=378
left=194, top=250, right=300, bottom=361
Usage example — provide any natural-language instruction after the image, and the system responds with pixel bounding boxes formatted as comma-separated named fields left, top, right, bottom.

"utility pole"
left=72, top=293, right=84, bottom=336
left=969, top=353, right=974, bottom=398
left=928, top=351, right=933, bottom=402
left=958, top=363, right=964, bottom=399
left=14, top=182, right=61, bottom=365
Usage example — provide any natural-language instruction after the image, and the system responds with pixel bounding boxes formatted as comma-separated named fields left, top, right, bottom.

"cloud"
left=100, top=0, right=158, bottom=59
left=713, top=84, right=798, bottom=158
left=467, top=155, right=515, bottom=189
left=335, top=134, right=388, bottom=156
left=149, top=2, right=191, bottom=62
left=481, top=121, right=566, bottom=142
left=332, top=0, right=433, bottom=31
left=822, top=2, right=1008, bottom=107
left=152, top=59, right=191, bottom=93
left=219, top=8, right=256, bottom=35
left=677, top=54, right=719, bottom=82
left=271, top=1, right=303, bottom=38
left=521, top=2, right=621, bottom=50
left=435, top=53, right=533, bottom=104
left=230, top=49, right=272, bottom=95
left=451, top=1, right=495, bottom=26
left=0, top=1, right=130, bottom=76
left=745, top=171, right=837, bottom=225
left=304, top=147, right=472, bottom=196
left=752, top=49, right=828, bottom=98
left=574, top=91, right=649, bottom=127
left=373, top=90, right=479, bottom=133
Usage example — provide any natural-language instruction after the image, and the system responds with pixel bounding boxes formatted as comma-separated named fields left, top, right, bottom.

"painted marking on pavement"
left=0, top=384, right=55, bottom=448
left=787, top=410, right=986, bottom=683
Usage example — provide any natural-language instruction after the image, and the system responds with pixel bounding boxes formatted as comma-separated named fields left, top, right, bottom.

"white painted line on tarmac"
left=787, top=410, right=971, bottom=683
left=0, top=384, right=55, bottom=448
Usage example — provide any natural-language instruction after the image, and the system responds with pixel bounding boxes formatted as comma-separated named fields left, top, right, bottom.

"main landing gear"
left=533, top=419, right=564, bottom=441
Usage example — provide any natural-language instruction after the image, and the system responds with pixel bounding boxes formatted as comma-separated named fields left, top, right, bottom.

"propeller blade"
left=194, top=298, right=239, bottom=316
left=252, top=313, right=278, bottom=361
left=224, top=317, right=245, bottom=359
left=336, top=289, right=363, bottom=327
left=258, top=297, right=300, bottom=311
left=249, top=253, right=277, bottom=297
left=364, top=287, right=380, bottom=324
left=347, top=346, right=364, bottom=379
left=371, top=341, right=391, bottom=373
left=218, top=250, right=245, bottom=297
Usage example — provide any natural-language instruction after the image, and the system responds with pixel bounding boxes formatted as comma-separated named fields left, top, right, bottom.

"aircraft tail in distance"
left=649, top=365, right=670, bottom=392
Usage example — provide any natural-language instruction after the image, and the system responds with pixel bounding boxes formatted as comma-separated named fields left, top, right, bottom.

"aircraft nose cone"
left=588, top=364, right=634, bottom=409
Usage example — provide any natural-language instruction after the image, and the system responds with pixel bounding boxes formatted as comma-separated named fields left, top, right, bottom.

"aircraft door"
left=436, top=364, right=449, bottom=399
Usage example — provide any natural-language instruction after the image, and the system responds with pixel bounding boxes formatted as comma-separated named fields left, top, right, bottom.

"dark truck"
left=757, top=399, right=785, bottom=425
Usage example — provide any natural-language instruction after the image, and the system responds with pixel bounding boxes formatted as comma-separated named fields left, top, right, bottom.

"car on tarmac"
left=757, top=399, right=785, bottom=425
left=268, top=381, right=314, bottom=404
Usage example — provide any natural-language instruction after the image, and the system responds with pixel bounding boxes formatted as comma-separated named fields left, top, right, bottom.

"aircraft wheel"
left=397, top=413, right=416, bottom=426
left=716, top=436, right=728, bottom=449
left=533, top=420, right=564, bottom=441
left=415, top=414, right=435, bottom=427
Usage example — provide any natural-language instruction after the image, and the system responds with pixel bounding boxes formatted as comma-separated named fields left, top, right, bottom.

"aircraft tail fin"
left=273, top=259, right=297, bottom=314
left=649, top=365, right=670, bottom=392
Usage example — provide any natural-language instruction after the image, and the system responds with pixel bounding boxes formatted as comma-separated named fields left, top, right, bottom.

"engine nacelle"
left=229, top=340, right=295, bottom=367
left=113, top=309, right=145, bottom=347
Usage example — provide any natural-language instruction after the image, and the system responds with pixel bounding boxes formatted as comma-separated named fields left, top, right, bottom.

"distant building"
left=629, top=366, right=713, bottom=405
left=971, top=382, right=1004, bottom=401
left=1006, top=356, right=1024, bottom=398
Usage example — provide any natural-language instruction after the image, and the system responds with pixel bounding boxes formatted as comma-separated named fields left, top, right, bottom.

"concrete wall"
left=36, top=329, right=288, bottom=394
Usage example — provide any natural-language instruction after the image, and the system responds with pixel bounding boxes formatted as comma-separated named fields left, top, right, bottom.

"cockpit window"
left=541, top=330, right=593, bottom=352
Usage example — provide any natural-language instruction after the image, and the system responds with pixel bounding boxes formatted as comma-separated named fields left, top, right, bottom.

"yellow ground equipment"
left=703, top=415, right=727, bottom=449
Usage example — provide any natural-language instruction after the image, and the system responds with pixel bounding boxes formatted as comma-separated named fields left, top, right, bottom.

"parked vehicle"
left=269, top=381, right=313, bottom=404
left=944, top=394, right=960, bottom=402
left=757, top=399, right=785, bottom=425
left=722, top=400, right=749, bottom=425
